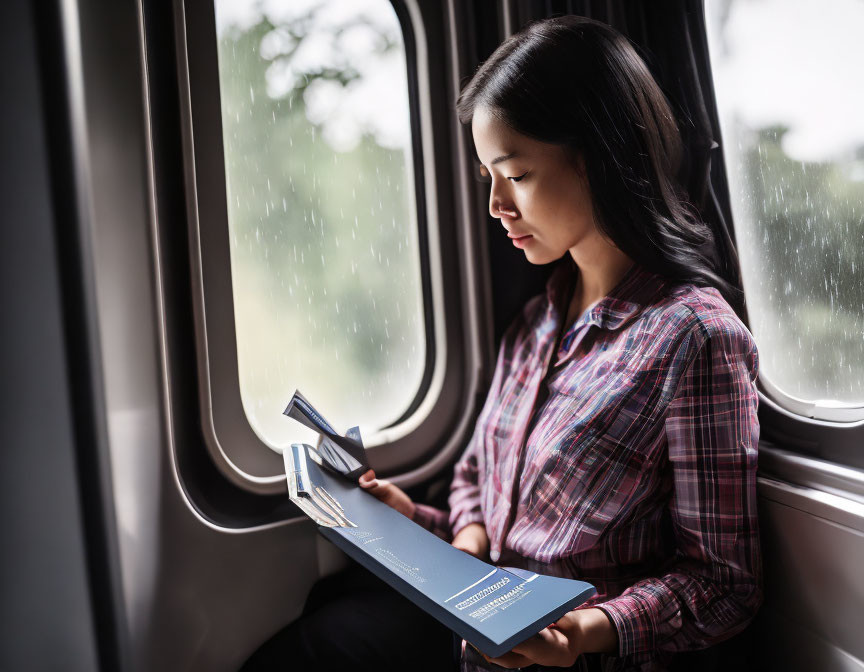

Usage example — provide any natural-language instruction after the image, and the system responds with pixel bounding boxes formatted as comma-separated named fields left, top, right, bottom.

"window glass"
left=706, top=0, right=864, bottom=408
left=214, top=0, right=426, bottom=447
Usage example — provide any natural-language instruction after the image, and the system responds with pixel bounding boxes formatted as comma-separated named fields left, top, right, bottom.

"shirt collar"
left=544, top=258, right=669, bottom=333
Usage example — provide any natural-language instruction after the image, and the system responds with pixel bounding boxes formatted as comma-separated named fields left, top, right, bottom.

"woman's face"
left=472, top=106, right=597, bottom=265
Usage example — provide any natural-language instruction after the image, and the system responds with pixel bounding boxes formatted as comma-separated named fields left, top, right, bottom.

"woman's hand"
left=357, top=469, right=416, bottom=519
left=451, top=522, right=490, bottom=561
left=480, top=608, right=618, bottom=668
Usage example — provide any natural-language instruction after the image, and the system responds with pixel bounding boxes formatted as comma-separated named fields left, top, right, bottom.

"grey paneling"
left=757, top=478, right=864, bottom=670
left=71, top=0, right=327, bottom=668
left=0, top=0, right=99, bottom=669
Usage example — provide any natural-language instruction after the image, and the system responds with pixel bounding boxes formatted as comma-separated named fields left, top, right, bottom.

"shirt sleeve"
left=596, top=320, right=762, bottom=656
left=411, top=322, right=511, bottom=542
left=448, top=298, right=531, bottom=538
left=415, top=294, right=540, bottom=541
left=411, top=503, right=452, bottom=541
left=447, top=436, right=487, bottom=539
left=447, top=348, right=505, bottom=539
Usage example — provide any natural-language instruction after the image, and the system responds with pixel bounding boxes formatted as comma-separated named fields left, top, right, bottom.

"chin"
left=523, top=248, right=559, bottom=265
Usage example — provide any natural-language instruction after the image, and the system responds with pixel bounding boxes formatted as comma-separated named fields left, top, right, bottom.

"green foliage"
left=741, top=125, right=864, bottom=400
left=215, top=8, right=425, bottom=443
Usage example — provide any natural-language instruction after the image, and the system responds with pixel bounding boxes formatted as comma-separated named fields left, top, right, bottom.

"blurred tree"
left=215, top=2, right=426, bottom=444
left=743, top=125, right=864, bottom=400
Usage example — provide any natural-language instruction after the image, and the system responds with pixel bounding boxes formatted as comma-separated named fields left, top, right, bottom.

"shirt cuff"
left=449, top=509, right=486, bottom=539
left=594, top=591, right=660, bottom=657
left=411, top=503, right=451, bottom=541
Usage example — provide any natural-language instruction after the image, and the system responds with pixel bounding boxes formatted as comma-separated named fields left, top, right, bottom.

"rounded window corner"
left=759, top=374, right=864, bottom=426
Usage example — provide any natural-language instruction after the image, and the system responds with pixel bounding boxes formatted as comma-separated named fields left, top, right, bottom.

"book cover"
left=283, top=439, right=596, bottom=658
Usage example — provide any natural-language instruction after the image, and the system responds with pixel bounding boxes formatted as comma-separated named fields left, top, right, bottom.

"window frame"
left=697, top=0, right=864, bottom=469
left=175, top=0, right=488, bottom=494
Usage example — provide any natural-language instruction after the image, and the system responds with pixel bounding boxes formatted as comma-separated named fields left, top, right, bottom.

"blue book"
left=283, top=441, right=596, bottom=658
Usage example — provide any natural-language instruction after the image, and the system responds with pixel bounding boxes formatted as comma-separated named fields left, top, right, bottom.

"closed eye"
left=508, top=172, right=529, bottom=182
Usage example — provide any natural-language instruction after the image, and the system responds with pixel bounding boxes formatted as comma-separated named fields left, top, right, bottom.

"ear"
left=564, top=146, right=587, bottom=177
left=574, top=153, right=588, bottom=178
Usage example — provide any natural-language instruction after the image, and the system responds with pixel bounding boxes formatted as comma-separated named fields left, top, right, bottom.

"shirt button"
left=490, top=549, right=500, bottom=563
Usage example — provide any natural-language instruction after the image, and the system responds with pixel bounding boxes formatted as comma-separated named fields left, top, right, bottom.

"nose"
left=489, top=183, right=518, bottom=221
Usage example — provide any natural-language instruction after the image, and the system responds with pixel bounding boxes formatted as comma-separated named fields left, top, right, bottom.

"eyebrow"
left=475, top=151, right=519, bottom=166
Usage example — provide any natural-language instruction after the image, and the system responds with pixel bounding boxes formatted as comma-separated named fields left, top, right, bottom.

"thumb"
left=359, top=470, right=380, bottom=488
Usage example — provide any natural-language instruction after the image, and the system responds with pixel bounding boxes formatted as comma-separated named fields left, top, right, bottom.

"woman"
left=360, top=14, right=761, bottom=672
left=245, top=15, right=761, bottom=672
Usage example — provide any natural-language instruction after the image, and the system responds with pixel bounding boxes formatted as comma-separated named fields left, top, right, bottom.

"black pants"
left=240, top=561, right=460, bottom=672
left=238, top=562, right=631, bottom=672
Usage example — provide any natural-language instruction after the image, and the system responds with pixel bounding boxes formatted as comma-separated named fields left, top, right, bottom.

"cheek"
left=550, top=181, right=592, bottom=229
left=531, top=183, right=580, bottom=229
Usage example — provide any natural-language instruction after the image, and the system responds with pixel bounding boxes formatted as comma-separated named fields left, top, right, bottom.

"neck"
left=568, top=239, right=635, bottom=316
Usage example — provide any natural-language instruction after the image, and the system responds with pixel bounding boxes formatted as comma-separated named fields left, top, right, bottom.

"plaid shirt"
left=412, top=260, right=762, bottom=671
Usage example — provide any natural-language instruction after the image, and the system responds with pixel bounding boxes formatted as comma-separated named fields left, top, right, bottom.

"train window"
left=212, top=0, right=428, bottom=448
left=706, top=0, right=864, bottom=422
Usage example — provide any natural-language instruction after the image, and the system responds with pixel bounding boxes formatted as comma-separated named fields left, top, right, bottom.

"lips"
left=509, top=232, right=534, bottom=249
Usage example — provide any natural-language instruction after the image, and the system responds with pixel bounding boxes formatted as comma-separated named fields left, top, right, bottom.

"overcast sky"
left=216, top=0, right=864, bottom=165
left=707, top=0, right=864, bottom=163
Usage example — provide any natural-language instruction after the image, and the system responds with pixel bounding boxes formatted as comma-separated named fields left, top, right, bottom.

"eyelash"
left=474, top=164, right=528, bottom=184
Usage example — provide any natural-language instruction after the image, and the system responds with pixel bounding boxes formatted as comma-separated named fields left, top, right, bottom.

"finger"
left=482, top=651, right=533, bottom=668
left=358, top=469, right=376, bottom=483
left=510, top=631, right=548, bottom=655
left=510, top=628, right=571, bottom=666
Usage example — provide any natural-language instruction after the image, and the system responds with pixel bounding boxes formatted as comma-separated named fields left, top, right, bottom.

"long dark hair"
left=456, top=15, right=740, bottom=304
